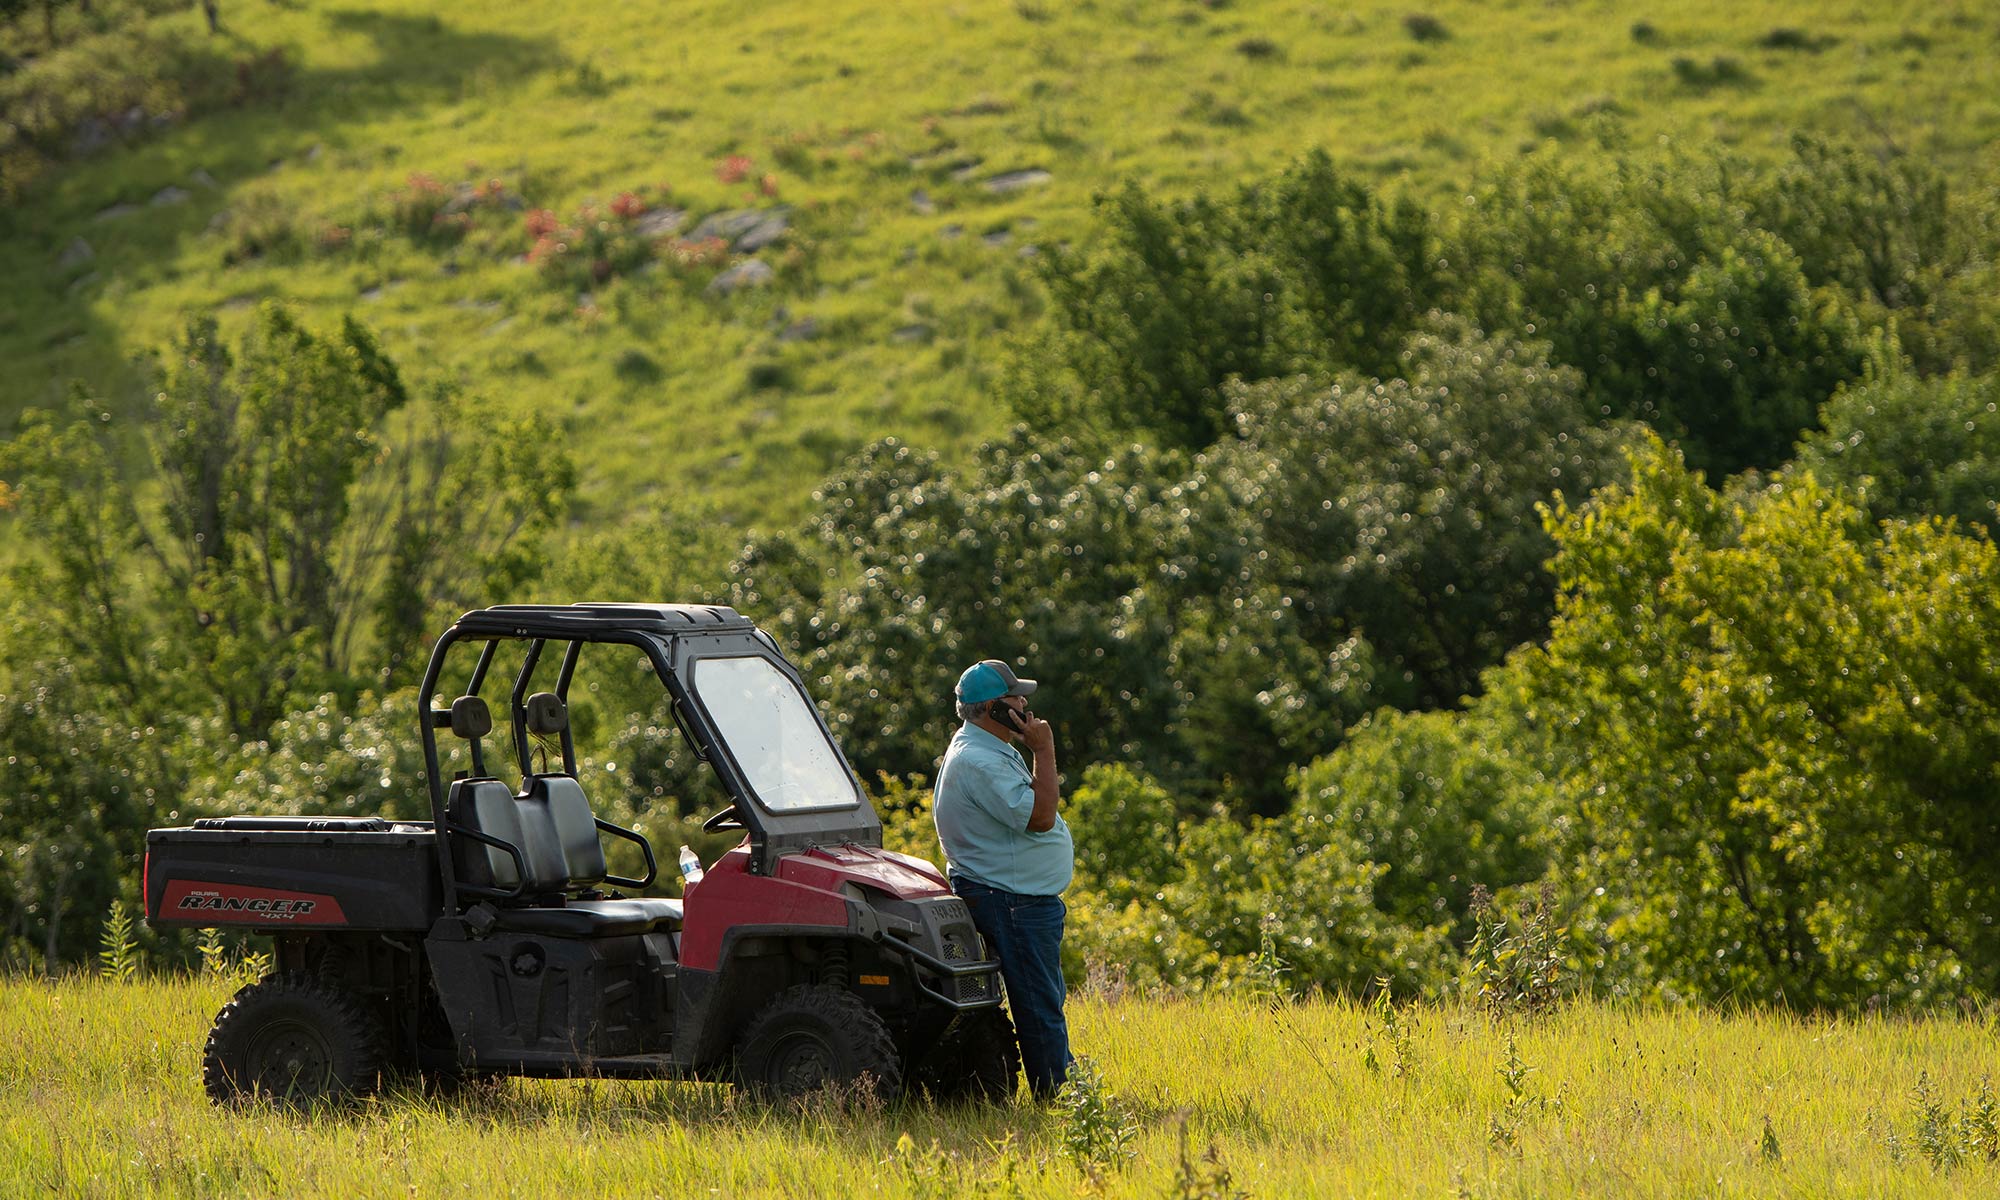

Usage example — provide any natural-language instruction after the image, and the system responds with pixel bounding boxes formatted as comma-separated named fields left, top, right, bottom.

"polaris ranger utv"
left=144, top=603, right=1015, bottom=1105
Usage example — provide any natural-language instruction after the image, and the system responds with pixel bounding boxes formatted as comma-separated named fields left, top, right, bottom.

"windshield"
left=691, top=655, right=862, bottom=813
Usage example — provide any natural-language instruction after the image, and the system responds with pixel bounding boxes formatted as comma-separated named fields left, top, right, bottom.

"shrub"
left=1757, top=27, right=1838, bottom=52
left=1743, top=135, right=1951, bottom=315
left=1054, top=1058, right=1137, bottom=1181
left=1517, top=436, right=2000, bottom=1006
left=1291, top=708, right=1552, bottom=950
left=1010, top=149, right=1435, bottom=449
left=1065, top=764, right=1182, bottom=905
left=614, top=348, right=663, bottom=383
left=1795, top=361, right=2000, bottom=533
left=1446, top=151, right=1871, bottom=475
left=524, top=187, right=685, bottom=288
left=0, top=24, right=288, bottom=200
left=1670, top=54, right=1753, bottom=89
left=1403, top=13, right=1449, bottom=42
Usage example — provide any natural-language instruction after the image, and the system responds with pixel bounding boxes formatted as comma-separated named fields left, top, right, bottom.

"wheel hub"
left=768, top=1031, right=835, bottom=1094
left=247, top=1020, right=332, bottom=1097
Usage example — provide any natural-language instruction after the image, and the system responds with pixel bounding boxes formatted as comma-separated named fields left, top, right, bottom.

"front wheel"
left=734, top=984, right=902, bottom=1104
left=202, top=973, right=388, bottom=1106
left=912, top=1006, right=1021, bottom=1104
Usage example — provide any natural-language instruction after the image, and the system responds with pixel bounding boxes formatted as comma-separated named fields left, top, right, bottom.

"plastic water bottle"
left=677, top=845, right=705, bottom=891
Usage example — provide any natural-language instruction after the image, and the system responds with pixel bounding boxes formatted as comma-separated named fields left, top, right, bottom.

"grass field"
left=4, top=975, right=1996, bottom=1197
left=6, top=0, right=1999, bottom=534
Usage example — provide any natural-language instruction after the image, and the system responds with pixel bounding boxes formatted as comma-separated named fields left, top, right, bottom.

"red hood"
left=777, top=843, right=951, bottom=898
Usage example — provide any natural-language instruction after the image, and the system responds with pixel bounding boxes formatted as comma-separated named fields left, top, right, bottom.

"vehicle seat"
left=448, top=778, right=565, bottom=894
left=445, top=692, right=678, bottom=938
left=525, top=774, right=607, bottom=888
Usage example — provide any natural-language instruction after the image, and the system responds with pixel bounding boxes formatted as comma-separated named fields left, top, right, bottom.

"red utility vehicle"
left=145, top=604, right=1015, bottom=1104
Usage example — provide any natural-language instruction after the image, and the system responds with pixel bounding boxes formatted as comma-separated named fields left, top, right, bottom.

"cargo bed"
left=145, top=817, right=443, bottom=931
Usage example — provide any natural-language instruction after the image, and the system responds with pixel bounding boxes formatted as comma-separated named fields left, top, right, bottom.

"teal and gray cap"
left=955, top=659, right=1038, bottom=704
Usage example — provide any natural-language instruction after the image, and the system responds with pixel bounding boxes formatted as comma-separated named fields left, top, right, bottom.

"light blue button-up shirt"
left=933, top=722, right=1074, bottom=896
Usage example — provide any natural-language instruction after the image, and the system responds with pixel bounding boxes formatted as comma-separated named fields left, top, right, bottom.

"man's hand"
left=1021, top=712, right=1055, bottom=754
left=1023, top=712, right=1060, bottom=832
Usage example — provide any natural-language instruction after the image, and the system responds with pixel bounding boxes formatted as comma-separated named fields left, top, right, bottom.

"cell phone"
left=990, top=701, right=1026, bottom=732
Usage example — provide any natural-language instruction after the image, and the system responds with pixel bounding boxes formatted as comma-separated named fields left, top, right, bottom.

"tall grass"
left=3, top=974, right=1993, bottom=1197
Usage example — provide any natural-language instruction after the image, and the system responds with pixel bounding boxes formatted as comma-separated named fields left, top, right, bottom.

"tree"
left=1446, top=154, right=1870, bottom=476
left=1512, top=436, right=2000, bottom=1005
left=731, top=434, right=1273, bottom=800
left=43, top=304, right=575, bottom=735
left=1010, top=150, right=1435, bottom=449
left=1795, top=359, right=2000, bottom=534
left=737, top=322, right=1631, bottom=814
left=0, top=304, right=574, bottom=963
left=1203, top=316, right=1633, bottom=710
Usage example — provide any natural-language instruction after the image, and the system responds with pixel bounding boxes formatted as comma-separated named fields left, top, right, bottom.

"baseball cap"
left=955, top=659, right=1038, bottom=705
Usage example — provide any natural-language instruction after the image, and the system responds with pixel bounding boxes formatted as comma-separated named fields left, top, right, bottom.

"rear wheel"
left=202, top=973, right=388, bottom=1106
left=913, top=1006, right=1020, bottom=1104
left=734, top=984, right=902, bottom=1103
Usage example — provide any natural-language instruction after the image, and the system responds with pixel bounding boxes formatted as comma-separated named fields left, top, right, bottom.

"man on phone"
left=932, top=657, right=1074, bottom=1100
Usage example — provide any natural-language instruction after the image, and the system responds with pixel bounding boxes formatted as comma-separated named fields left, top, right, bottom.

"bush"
left=1402, top=14, right=1449, bottom=42
left=1514, top=436, right=2000, bottom=1005
left=1670, top=55, right=1752, bottom=89
left=1065, top=764, right=1183, bottom=904
left=0, top=23, right=288, bottom=200
left=1795, top=361, right=2000, bottom=533
left=1446, top=153, right=1871, bottom=475
left=1756, top=27, right=1837, bottom=52
left=1009, top=150, right=1435, bottom=449
left=1289, top=708, right=1551, bottom=949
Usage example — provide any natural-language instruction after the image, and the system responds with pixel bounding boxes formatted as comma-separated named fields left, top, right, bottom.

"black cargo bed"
left=146, top=821, right=442, bottom=931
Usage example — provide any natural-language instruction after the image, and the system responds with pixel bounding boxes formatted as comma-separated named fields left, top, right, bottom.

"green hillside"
left=5, top=0, right=1997, bottom=530
left=7, top=0, right=2000, bottom=1005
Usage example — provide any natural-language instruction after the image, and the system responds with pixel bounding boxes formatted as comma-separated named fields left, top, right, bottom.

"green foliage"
left=1362, top=980, right=1415, bottom=1078
left=1292, top=708, right=1551, bottom=952
left=1053, top=1055, right=1138, bottom=1181
left=1905, top=1072, right=2000, bottom=1171
left=96, top=899, right=138, bottom=981
left=0, top=612, right=153, bottom=971
left=1515, top=435, right=2000, bottom=1005
left=0, top=18, right=286, bottom=200
left=1446, top=148, right=1873, bottom=476
left=1065, top=790, right=1451, bottom=997
left=1746, top=136, right=1951, bottom=316
left=1485, top=1032, right=1555, bottom=1152
left=1206, top=316, right=1632, bottom=709
left=1796, top=360, right=2000, bottom=533
left=744, top=321, right=1621, bottom=813
left=1463, top=881, right=1570, bottom=1017
left=1064, top=763, right=1181, bottom=905
left=195, top=927, right=227, bottom=978
left=0, top=304, right=573, bottom=963
left=732, top=432, right=1282, bottom=806
left=0, top=305, right=573, bottom=740
left=1012, top=149, right=1435, bottom=449
left=206, top=689, right=431, bottom=822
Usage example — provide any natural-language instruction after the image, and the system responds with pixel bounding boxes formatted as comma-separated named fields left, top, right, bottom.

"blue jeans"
left=951, top=874, right=1072, bottom=1098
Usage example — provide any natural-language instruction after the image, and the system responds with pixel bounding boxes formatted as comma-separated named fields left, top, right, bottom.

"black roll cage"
left=416, top=603, right=880, bottom=911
